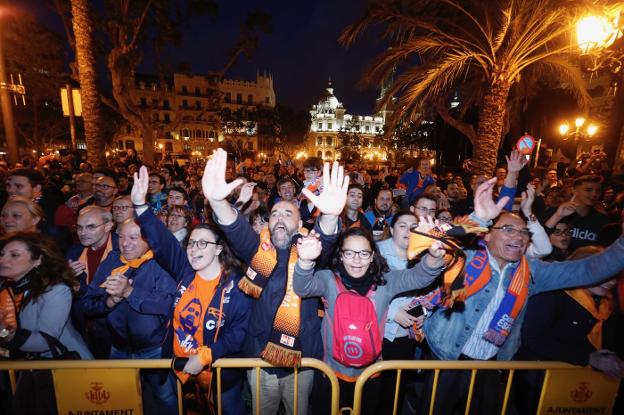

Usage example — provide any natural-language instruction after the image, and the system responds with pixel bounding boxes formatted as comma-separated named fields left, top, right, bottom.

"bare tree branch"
left=436, top=100, right=477, bottom=145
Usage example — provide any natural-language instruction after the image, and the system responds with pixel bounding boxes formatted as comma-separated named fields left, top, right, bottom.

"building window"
left=318, top=122, right=322, bottom=130
left=165, top=142, right=173, bottom=152
left=151, top=99, right=158, bottom=107
left=182, top=100, right=188, bottom=109
left=140, top=98, right=147, bottom=108
left=163, top=100, right=170, bottom=109
left=125, top=140, right=135, bottom=150
left=195, top=87, right=200, bottom=96
left=165, top=131, right=173, bottom=139
left=317, top=138, right=323, bottom=146
left=164, top=113, right=170, bottom=123
left=182, top=86, right=188, bottom=94
left=153, top=113, right=159, bottom=121
left=184, top=144, right=192, bottom=151
left=325, top=151, right=332, bottom=159
left=326, top=137, right=333, bottom=145
left=182, top=129, right=190, bottom=140
left=365, top=125, right=370, bottom=132
left=328, top=122, right=333, bottom=130
left=151, top=83, right=157, bottom=91
left=139, top=81, right=145, bottom=90
left=236, top=93, right=243, bottom=104
left=195, top=101, right=201, bottom=110
left=376, top=126, right=380, bottom=132
left=317, top=151, right=323, bottom=158
left=225, top=92, right=231, bottom=103
left=247, top=94, right=253, bottom=104
left=209, top=130, right=216, bottom=139
left=355, top=125, right=360, bottom=131
left=265, top=96, right=270, bottom=104
left=247, top=141, right=254, bottom=150
left=117, top=140, right=123, bottom=149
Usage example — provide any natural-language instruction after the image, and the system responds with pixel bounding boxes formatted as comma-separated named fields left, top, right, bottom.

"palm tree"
left=341, top=0, right=590, bottom=175
left=70, top=0, right=106, bottom=168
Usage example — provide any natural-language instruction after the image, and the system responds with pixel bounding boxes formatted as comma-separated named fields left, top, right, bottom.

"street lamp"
left=576, top=6, right=624, bottom=167
left=558, top=117, right=598, bottom=157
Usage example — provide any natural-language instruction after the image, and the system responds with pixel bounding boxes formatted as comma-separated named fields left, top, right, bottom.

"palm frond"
left=526, top=56, right=591, bottom=110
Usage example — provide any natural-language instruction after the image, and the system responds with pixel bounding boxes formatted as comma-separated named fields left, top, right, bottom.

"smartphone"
left=407, top=305, right=424, bottom=318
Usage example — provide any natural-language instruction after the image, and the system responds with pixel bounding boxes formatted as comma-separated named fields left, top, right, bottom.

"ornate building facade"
left=114, top=71, right=275, bottom=160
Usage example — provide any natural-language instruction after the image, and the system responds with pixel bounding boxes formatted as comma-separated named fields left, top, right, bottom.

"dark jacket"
left=137, top=209, right=252, bottom=389
left=218, top=213, right=339, bottom=366
left=80, top=251, right=176, bottom=352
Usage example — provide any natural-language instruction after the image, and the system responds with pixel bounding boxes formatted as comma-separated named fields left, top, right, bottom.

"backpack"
left=331, top=275, right=382, bottom=368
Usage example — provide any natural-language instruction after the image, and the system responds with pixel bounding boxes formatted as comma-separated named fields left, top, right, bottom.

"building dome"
left=316, top=80, right=342, bottom=114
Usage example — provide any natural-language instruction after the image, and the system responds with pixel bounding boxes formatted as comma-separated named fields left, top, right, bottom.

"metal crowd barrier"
left=351, top=360, right=621, bottom=415
left=0, top=357, right=340, bottom=415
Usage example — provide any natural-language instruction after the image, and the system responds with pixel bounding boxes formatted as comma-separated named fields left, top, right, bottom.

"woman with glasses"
left=544, top=221, right=572, bottom=262
left=294, top=226, right=445, bottom=414
left=130, top=166, right=251, bottom=414
left=166, top=205, right=190, bottom=247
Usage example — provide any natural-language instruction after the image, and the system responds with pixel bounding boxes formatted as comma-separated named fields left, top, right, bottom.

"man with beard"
left=67, top=206, right=118, bottom=358
left=364, top=187, right=394, bottom=241
left=342, top=184, right=371, bottom=230
left=92, top=174, right=119, bottom=210
left=147, top=173, right=168, bottom=213
left=420, top=177, right=624, bottom=414
left=202, top=148, right=348, bottom=415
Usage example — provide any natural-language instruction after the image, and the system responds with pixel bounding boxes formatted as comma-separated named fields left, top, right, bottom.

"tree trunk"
left=473, top=79, right=511, bottom=176
left=71, top=0, right=106, bottom=168
left=141, top=124, right=156, bottom=167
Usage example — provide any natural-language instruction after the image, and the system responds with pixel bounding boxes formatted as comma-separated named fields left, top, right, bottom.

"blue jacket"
left=218, top=213, right=340, bottom=364
left=67, top=233, right=120, bottom=296
left=400, top=170, right=435, bottom=204
left=424, top=235, right=624, bottom=360
left=136, top=209, right=252, bottom=389
left=80, top=251, right=176, bottom=352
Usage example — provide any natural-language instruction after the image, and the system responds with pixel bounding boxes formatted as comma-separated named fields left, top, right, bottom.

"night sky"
left=18, top=0, right=387, bottom=115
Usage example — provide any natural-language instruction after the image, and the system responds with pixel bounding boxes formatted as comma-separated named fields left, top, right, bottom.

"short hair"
left=149, top=172, right=166, bottom=186
left=167, top=205, right=191, bottom=221
left=374, top=186, right=393, bottom=200
left=277, top=178, right=296, bottom=189
left=78, top=205, right=113, bottom=223
left=167, top=186, right=188, bottom=200
left=390, top=210, right=417, bottom=227
left=573, top=175, right=603, bottom=188
left=412, top=194, right=437, bottom=208
left=303, top=157, right=322, bottom=171
left=160, top=165, right=174, bottom=176
left=8, top=168, right=44, bottom=188
left=347, top=183, right=364, bottom=194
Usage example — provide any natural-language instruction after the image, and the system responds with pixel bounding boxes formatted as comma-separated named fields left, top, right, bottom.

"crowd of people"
left=0, top=146, right=623, bottom=414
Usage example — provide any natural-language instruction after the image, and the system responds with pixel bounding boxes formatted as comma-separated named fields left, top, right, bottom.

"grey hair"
left=78, top=205, right=113, bottom=223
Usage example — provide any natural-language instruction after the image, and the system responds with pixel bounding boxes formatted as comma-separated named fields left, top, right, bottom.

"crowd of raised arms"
left=0, top=147, right=623, bottom=415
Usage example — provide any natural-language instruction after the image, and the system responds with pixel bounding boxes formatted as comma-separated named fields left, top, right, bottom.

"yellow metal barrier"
left=351, top=360, right=621, bottom=415
left=0, top=357, right=340, bottom=415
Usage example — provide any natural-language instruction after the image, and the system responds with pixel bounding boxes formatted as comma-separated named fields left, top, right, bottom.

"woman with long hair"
left=294, top=226, right=444, bottom=414
left=0, top=233, right=92, bottom=413
left=132, top=166, right=251, bottom=414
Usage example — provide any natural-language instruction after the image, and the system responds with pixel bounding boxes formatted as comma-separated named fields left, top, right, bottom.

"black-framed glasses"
left=76, top=222, right=108, bottom=232
left=340, top=249, right=373, bottom=260
left=187, top=239, right=219, bottom=249
left=95, top=183, right=117, bottom=190
left=491, top=225, right=532, bottom=238
left=415, top=206, right=437, bottom=216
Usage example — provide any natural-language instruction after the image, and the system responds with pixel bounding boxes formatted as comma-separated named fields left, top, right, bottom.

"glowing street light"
left=559, top=123, right=570, bottom=136
left=577, top=14, right=619, bottom=53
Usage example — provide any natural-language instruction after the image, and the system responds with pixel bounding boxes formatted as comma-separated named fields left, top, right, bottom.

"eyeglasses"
left=340, top=249, right=373, bottom=260
left=303, top=168, right=318, bottom=173
left=187, top=239, right=218, bottom=249
left=95, top=183, right=117, bottom=190
left=415, top=206, right=437, bottom=215
left=552, top=229, right=572, bottom=236
left=491, top=225, right=532, bottom=238
left=76, top=222, right=108, bottom=232
left=112, top=205, right=132, bottom=212
left=438, top=216, right=453, bottom=223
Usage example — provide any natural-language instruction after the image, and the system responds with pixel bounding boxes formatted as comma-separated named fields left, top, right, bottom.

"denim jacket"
left=424, top=234, right=624, bottom=360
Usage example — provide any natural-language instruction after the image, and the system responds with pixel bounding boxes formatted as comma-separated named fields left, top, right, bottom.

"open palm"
left=131, top=166, right=150, bottom=205
left=301, top=161, right=349, bottom=216
left=202, top=149, right=244, bottom=202
left=474, top=178, right=509, bottom=222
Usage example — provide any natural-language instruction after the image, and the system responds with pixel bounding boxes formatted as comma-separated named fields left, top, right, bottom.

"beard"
left=270, top=223, right=298, bottom=250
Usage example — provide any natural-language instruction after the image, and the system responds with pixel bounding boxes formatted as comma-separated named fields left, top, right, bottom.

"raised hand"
left=424, top=240, right=446, bottom=268
left=474, top=178, right=510, bottom=222
left=132, top=166, right=150, bottom=206
left=415, top=215, right=438, bottom=233
left=555, top=201, right=577, bottom=218
left=202, top=149, right=245, bottom=202
left=520, top=183, right=536, bottom=217
left=237, top=182, right=257, bottom=205
left=506, top=149, right=529, bottom=174
left=301, top=161, right=349, bottom=216
left=296, top=231, right=322, bottom=262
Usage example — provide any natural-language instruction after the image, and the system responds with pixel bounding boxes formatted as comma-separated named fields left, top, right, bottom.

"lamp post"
left=575, top=6, right=624, bottom=168
left=558, top=117, right=599, bottom=158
